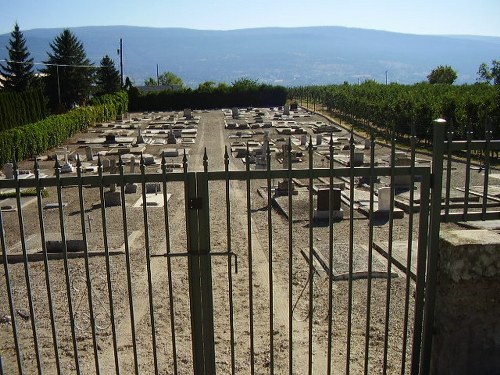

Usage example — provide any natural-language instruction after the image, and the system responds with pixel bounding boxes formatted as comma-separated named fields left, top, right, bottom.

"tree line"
left=0, top=23, right=121, bottom=116
left=289, top=81, right=500, bottom=143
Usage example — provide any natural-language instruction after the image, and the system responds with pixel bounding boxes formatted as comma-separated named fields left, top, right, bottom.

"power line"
left=0, top=59, right=96, bottom=69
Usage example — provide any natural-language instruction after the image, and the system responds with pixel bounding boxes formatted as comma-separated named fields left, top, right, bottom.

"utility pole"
left=156, top=64, right=159, bottom=85
left=118, top=38, right=124, bottom=88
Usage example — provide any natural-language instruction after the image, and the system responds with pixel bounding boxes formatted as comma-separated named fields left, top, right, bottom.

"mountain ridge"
left=1, top=25, right=499, bottom=86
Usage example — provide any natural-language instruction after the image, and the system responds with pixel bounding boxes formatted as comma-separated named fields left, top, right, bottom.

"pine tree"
left=42, top=29, right=94, bottom=111
left=96, top=55, right=121, bottom=95
left=0, top=23, right=35, bottom=92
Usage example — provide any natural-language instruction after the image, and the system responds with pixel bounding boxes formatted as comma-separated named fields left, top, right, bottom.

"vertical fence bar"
left=400, top=126, right=417, bottom=374
left=34, top=160, right=62, bottom=375
left=116, top=156, right=139, bottom=375
left=463, top=122, right=473, bottom=220
left=410, top=168, right=431, bottom=374
left=420, top=118, right=446, bottom=374
left=161, top=155, right=179, bottom=375
left=245, top=146, right=255, bottom=375
left=139, top=156, right=159, bottom=375
left=224, top=147, right=236, bottom=375
left=13, top=161, right=43, bottom=375
left=307, top=138, right=314, bottom=375
left=0, top=194, right=24, bottom=375
left=382, top=132, right=396, bottom=375
left=287, top=138, right=294, bottom=375
left=199, top=150, right=216, bottom=375
left=185, top=169, right=205, bottom=375
left=75, top=157, right=101, bottom=375
left=444, top=125, right=453, bottom=221
left=481, top=121, right=492, bottom=220
left=266, top=140, right=275, bottom=375
left=54, top=158, right=81, bottom=375
left=326, top=135, right=335, bottom=375
left=346, top=130, right=355, bottom=375
left=363, top=132, right=376, bottom=375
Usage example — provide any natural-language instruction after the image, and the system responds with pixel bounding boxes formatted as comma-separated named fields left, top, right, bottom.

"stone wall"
left=431, top=229, right=500, bottom=374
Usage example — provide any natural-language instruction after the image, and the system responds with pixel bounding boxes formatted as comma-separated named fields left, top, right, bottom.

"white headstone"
left=378, top=187, right=392, bottom=211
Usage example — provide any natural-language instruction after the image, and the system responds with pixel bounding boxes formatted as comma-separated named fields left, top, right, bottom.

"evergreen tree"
left=96, top=55, right=121, bottom=95
left=0, top=23, right=35, bottom=92
left=42, top=29, right=94, bottom=110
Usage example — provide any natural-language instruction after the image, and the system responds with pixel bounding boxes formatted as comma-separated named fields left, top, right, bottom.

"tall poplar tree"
left=0, top=23, right=35, bottom=92
left=95, top=55, right=121, bottom=95
left=42, top=29, right=94, bottom=110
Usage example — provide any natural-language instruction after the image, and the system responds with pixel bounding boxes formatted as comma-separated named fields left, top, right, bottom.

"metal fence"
left=0, top=119, right=498, bottom=375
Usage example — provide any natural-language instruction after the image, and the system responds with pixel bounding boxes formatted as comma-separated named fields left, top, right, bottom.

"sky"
left=2, top=0, right=500, bottom=37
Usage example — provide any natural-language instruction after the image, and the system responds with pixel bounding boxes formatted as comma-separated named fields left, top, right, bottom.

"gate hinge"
left=188, top=197, right=203, bottom=209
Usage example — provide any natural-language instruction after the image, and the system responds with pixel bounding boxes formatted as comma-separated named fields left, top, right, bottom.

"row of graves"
left=0, top=109, right=201, bottom=213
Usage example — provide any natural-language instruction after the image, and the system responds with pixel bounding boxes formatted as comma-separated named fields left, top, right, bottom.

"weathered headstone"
left=314, top=188, right=343, bottom=220
left=167, top=131, right=177, bottom=144
left=104, top=189, right=121, bottom=206
left=146, top=182, right=161, bottom=194
left=283, top=104, right=290, bottom=116
left=300, top=134, right=307, bottom=146
left=136, top=127, right=145, bottom=144
left=3, top=163, right=14, bottom=179
left=378, top=187, right=391, bottom=211
left=316, top=134, right=322, bottom=146
left=105, top=134, right=117, bottom=144
left=183, top=108, right=192, bottom=119
left=85, top=146, right=94, bottom=161
left=393, top=157, right=412, bottom=187
left=102, top=159, right=111, bottom=172
left=125, top=157, right=138, bottom=194
left=352, top=150, right=364, bottom=167
left=231, top=107, right=239, bottom=119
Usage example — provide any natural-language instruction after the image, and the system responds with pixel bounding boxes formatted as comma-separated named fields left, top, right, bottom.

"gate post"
left=185, top=172, right=216, bottom=375
left=420, top=118, right=446, bottom=373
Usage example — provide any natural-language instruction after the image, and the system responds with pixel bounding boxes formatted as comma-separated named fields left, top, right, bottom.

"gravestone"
left=85, top=146, right=94, bottom=161
left=61, top=148, right=75, bottom=173
left=282, top=143, right=292, bottom=170
left=109, top=158, right=118, bottom=174
left=105, top=134, right=117, bottom=144
left=167, top=131, right=177, bottom=144
left=104, top=189, right=121, bottom=207
left=146, top=182, right=161, bottom=194
left=364, top=139, right=371, bottom=149
left=143, top=154, right=155, bottom=165
left=351, top=150, right=364, bottom=167
left=300, top=134, right=307, bottom=146
left=102, top=159, right=111, bottom=172
left=183, top=108, right=192, bottom=119
left=136, top=128, right=145, bottom=144
left=231, top=107, right=239, bottom=119
left=393, top=157, right=412, bottom=188
left=378, top=187, right=392, bottom=211
left=276, top=179, right=296, bottom=196
left=125, top=157, right=138, bottom=194
left=283, top=104, right=290, bottom=116
left=314, top=188, right=343, bottom=220
left=316, top=134, right=322, bottom=146
left=3, top=163, right=14, bottom=179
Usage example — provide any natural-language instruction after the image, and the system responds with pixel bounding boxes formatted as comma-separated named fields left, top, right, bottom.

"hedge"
left=0, top=91, right=128, bottom=167
left=0, top=89, right=47, bottom=131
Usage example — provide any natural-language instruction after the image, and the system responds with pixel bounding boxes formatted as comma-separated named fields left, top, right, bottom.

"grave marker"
left=3, top=163, right=13, bottom=179
left=85, top=146, right=94, bottom=161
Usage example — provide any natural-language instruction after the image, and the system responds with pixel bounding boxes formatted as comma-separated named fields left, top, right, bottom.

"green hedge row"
left=0, top=91, right=128, bottom=166
left=0, top=89, right=47, bottom=131
left=129, top=85, right=288, bottom=111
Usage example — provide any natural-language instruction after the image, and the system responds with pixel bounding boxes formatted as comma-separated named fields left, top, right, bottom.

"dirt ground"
left=0, top=107, right=480, bottom=374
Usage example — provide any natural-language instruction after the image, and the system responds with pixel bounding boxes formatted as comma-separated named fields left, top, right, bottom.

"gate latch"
left=188, top=197, right=203, bottom=210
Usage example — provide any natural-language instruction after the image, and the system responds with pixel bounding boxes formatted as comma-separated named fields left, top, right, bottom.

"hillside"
left=1, top=26, right=499, bottom=86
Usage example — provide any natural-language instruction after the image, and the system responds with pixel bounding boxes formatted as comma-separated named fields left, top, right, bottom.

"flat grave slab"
left=133, top=193, right=171, bottom=208
left=372, top=240, right=419, bottom=281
